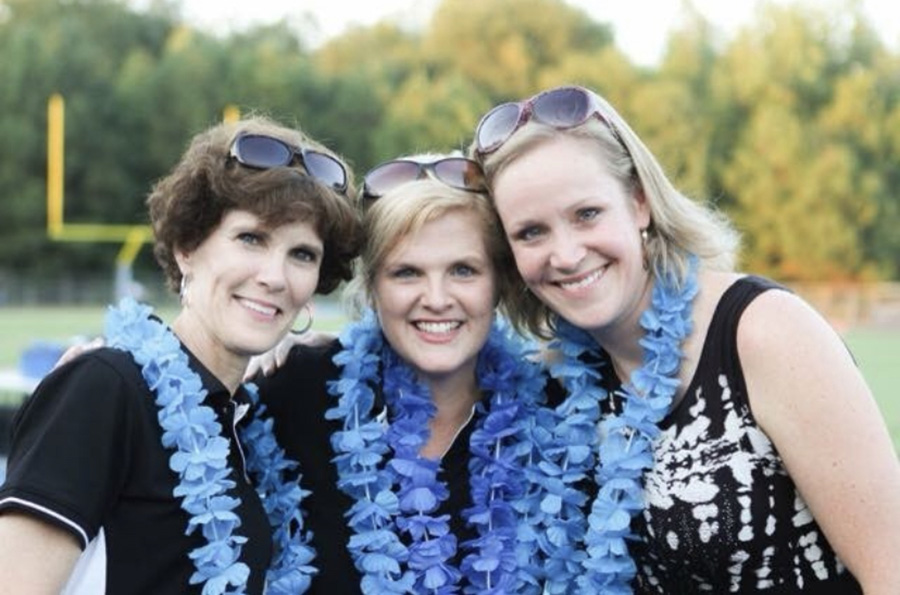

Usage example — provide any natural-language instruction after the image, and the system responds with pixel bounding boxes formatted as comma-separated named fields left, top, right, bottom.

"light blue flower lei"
left=105, top=297, right=316, bottom=594
left=325, top=310, right=546, bottom=594
left=519, top=259, right=699, bottom=594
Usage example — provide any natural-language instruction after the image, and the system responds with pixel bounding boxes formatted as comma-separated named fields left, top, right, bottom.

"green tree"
left=0, top=0, right=173, bottom=277
left=711, top=3, right=894, bottom=280
left=371, top=72, right=485, bottom=160
left=818, top=51, right=900, bottom=279
left=423, top=0, right=613, bottom=100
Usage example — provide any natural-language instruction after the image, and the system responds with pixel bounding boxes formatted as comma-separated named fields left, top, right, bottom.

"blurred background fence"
left=3, top=272, right=899, bottom=331
left=0, top=271, right=170, bottom=306
left=793, top=282, right=900, bottom=331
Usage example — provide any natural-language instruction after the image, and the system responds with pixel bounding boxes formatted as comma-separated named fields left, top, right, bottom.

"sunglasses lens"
left=304, top=151, right=348, bottom=192
left=235, top=135, right=292, bottom=168
left=363, top=160, right=422, bottom=198
left=476, top=103, right=521, bottom=152
left=533, top=87, right=591, bottom=128
left=433, top=158, right=485, bottom=192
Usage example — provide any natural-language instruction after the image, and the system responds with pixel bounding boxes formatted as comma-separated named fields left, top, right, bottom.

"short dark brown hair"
left=147, top=116, right=361, bottom=295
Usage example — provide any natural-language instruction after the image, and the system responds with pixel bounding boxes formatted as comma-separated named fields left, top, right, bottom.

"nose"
left=256, top=252, right=288, bottom=292
left=548, top=232, right=587, bottom=272
left=421, top=275, right=452, bottom=311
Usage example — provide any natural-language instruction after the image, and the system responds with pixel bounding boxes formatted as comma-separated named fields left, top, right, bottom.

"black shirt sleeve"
left=0, top=348, right=137, bottom=548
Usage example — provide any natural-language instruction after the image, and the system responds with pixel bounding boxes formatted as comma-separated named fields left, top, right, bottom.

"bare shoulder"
left=735, top=282, right=870, bottom=431
left=694, top=269, right=740, bottom=308
left=736, top=285, right=850, bottom=369
left=734, top=281, right=900, bottom=591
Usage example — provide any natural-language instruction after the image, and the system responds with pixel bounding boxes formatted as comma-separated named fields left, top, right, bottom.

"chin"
left=413, top=361, right=464, bottom=378
left=559, top=308, right=611, bottom=333
left=233, top=334, right=283, bottom=357
left=413, top=362, right=450, bottom=375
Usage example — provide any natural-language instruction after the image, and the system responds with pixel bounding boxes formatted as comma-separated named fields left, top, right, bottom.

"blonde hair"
left=344, top=177, right=515, bottom=317
left=471, top=88, right=740, bottom=337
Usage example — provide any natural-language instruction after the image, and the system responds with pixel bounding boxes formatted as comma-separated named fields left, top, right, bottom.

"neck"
left=419, top=370, right=480, bottom=460
left=172, top=311, right=247, bottom=395
left=604, top=338, right=646, bottom=385
left=588, top=276, right=653, bottom=382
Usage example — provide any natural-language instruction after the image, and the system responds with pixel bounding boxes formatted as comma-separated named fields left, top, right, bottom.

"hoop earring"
left=640, top=228, right=650, bottom=271
left=291, top=303, right=314, bottom=335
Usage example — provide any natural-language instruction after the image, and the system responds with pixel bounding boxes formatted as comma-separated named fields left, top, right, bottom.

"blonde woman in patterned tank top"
left=470, top=84, right=900, bottom=594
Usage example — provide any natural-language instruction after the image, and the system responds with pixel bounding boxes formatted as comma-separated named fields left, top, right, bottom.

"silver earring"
left=291, top=303, right=314, bottom=335
left=179, top=274, right=190, bottom=306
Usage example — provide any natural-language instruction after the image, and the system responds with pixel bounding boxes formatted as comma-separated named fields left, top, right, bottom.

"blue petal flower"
left=328, top=313, right=546, bottom=592
left=107, top=299, right=316, bottom=594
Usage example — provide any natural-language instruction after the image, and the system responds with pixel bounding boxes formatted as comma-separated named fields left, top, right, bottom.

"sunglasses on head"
left=474, top=85, right=617, bottom=155
left=361, top=157, right=487, bottom=201
left=229, top=133, right=348, bottom=194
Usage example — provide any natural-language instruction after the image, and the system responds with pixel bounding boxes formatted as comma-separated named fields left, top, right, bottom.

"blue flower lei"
left=105, top=298, right=317, bottom=594
left=325, top=310, right=546, bottom=593
left=518, top=259, right=699, bottom=594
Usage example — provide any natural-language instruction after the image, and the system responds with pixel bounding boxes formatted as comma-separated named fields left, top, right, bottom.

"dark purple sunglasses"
left=361, top=157, right=486, bottom=201
left=474, top=85, right=617, bottom=155
left=229, top=133, right=348, bottom=194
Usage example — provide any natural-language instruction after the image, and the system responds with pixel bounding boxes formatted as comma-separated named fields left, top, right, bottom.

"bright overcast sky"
left=132, top=0, right=899, bottom=67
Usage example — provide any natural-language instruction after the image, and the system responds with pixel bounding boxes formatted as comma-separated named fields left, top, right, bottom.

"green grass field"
left=1, top=305, right=897, bottom=451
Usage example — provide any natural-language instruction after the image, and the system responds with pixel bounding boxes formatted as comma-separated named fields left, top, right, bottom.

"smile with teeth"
left=557, top=267, right=605, bottom=291
left=414, top=320, right=462, bottom=334
left=239, top=298, right=279, bottom=318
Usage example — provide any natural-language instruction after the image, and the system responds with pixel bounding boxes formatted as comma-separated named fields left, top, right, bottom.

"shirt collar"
left=177, top=339, right=249, bottom=410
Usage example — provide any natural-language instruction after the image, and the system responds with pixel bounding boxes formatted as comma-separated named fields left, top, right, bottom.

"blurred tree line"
left=1, top=0, right=898, bottom=288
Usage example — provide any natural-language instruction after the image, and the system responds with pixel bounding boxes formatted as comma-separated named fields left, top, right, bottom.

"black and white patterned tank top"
left=599, top=275, right=861, bottom=594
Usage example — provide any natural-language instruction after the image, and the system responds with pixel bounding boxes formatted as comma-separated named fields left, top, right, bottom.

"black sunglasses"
left=361, top=157, right=487, bottom=201
left=229, top=133, right=348, bottom=194
left=474, top=85, right=617, bottom=155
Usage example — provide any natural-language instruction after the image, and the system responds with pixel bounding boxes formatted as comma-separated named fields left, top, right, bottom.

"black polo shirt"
left=0, top=346, right=272, bottom=594
left=256, top=340, right=478, bottom=594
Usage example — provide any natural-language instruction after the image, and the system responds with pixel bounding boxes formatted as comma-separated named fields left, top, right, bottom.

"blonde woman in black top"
left=469, top=84, right=900, bottom=593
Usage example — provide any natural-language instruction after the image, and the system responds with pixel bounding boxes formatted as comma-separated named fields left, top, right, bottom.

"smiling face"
left=491, top=134, right=651, bottom=339
left=373, top=208, right=497, bottom=384
left=174, top=209, right=323, bottom=374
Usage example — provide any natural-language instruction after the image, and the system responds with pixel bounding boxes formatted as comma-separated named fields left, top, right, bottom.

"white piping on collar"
left=439, top=403, right=477, bottom=460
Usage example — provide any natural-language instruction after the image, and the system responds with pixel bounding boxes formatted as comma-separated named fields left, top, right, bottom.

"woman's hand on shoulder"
left=738, top=289, right=900, bottom=592
left=51, top=337, right=105, bottom=372
left=244, top=330, right=337, bottom=381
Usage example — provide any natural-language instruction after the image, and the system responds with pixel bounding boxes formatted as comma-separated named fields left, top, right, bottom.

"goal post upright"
left=46, top=94, right=241, bottom=300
